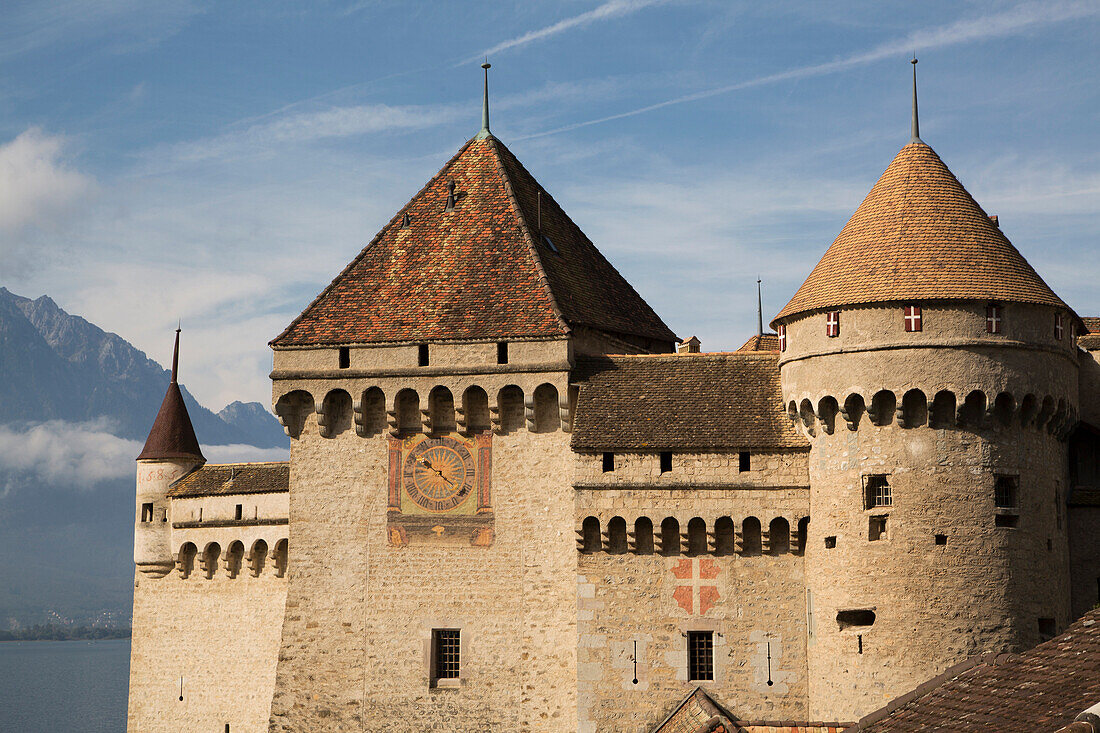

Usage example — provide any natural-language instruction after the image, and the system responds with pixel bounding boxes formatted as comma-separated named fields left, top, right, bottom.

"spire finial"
left=910, top=57, right=921, bottom=143
left=756, top=278, right=763, bottom=337
left=171, top=323, right=181, bottom=384
left=477, top=60, right=492, bottom=139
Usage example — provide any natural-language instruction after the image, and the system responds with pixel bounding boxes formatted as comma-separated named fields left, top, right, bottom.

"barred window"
left=687, top=631, right=714, bottom=681
left=433, top=629, right=460, bottom=681
left=995, top=476, right=1019, bottom=509
left=864, top=475, right=892, bottom=509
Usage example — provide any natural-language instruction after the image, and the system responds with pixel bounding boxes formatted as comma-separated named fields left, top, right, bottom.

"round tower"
left=134, top=328, right=205, bottom=576
left=773, top=67, right=1082, bottom=721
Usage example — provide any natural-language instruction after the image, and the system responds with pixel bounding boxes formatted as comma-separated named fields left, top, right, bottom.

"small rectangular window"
left=1054, top=313, right=1064, bottom=341
left=659, top=451, right=672, bottom=474
left=1038, top=617, right=1056, bottom=642
left=338, top=346, right=350, bottom=369
left=824, top=536, right=837, bottom=548
left=777, top=324, right=787, bottom=352
left=140, top=502, right=154, bottom=523
left=418, top=344, right=429, bottom=366
left=432, top=629, right=460, bottom=682
left=869, top=515, right=888, bottom=541
left=864, top=475, right=892, bottom=509
left=602, top=452, right=614, bottom=473
left=826, top=311, right=841, bottom=338
left=995, top=476, right=1018, bottom=508
left=935, top=534, right=948, bottom=545
left=904, top=304, right=922, bottom=332
left=235, top=504, right=243, bottom=521
left=496, top=342, right=508, bottom=364
left=687, top=631, right=714, bottom=681
left=986, top=305, right=1002, bottom=333
left=738, top=451, right=751, bottom=472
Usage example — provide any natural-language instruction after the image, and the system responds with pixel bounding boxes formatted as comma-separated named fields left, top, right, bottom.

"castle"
left=126, top=65, right=1100, bottom=732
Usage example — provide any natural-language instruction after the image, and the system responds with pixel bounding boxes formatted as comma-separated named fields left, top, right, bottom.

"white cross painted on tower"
left=904, top=306, right=921, bottom=332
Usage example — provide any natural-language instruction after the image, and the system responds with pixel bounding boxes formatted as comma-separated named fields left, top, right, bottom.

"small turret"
left=134, top=327, right=205, bottom=576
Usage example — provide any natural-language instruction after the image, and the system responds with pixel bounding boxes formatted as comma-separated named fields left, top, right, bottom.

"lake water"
left=0, top=638, right=129, bottom=732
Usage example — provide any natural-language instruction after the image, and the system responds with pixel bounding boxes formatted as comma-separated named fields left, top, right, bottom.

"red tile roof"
left=272, top=135, right=674, bottom=347
left=571, top=353, right=808, bottom=451
left=774, top=142, right=1075, bottom=325
left=168, top=462, right=288, bottom=498
left=736, top=333, right=779, bottom=352
left=847, top=608, right=1100, bottom=732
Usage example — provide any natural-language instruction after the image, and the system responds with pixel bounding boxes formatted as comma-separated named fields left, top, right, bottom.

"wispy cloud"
left=521, top=0, right=1100, bottom=138
left=0, top=128, right=96, bottom=276
left=0, top=419, right=287, bottom=493
left=465, top=0, right=668, bottom=63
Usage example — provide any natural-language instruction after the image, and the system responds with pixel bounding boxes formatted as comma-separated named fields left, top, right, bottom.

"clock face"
left=402, top=436, right=476, bottom=512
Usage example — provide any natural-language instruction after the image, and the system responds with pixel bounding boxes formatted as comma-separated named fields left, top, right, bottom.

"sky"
left=2, top=0, right=1098, bottom=412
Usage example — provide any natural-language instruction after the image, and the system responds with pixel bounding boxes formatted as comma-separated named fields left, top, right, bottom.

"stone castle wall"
left=127, top=566, right=287, bottom=732
left=267, top=379, right=579, bottom=732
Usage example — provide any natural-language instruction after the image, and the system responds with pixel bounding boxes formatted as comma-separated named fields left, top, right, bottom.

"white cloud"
left=0, top=128, right=94, bottom=233
left=468, top=0, right=669, bottom=63
left=0, top=420, right=287, bottom=492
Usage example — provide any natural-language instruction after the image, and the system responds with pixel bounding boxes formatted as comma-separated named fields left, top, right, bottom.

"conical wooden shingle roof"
left=137, top=330, right=204, bottom=462
left=272, top=135, right=674, bottom=347
left=773, top=141, right=1072, bottom=324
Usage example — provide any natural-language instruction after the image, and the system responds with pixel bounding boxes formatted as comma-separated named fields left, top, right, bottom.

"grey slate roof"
left=571, top=353, right=808, bottom=451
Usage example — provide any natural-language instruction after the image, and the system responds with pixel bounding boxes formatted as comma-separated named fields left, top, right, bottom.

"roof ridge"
left=486, top=136, right=570, bottom=334
left=202, top=461, right=290, bottom=468
left=270, top=137, right=478, bottom=346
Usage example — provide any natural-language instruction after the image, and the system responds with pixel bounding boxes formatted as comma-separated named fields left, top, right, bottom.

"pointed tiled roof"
left=773, top=141, right=1074, bottom=324
left=137, top=330, right=204, bottom=462
left=272, top=135, right=675, bottom=347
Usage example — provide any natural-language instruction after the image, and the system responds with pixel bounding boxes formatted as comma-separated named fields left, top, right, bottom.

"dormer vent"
left=988, top=214, right=998, bottom=228
left=401, top=211, right=411, bottom=228
left=444, top=180, right=456, bottom=212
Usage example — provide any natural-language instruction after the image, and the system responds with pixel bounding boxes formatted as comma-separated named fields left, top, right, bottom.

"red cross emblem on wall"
left=671, top=558, right=721, bottom=615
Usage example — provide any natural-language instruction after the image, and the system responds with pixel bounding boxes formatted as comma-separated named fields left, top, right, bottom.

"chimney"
left=988, top=214, right=999, bottom=228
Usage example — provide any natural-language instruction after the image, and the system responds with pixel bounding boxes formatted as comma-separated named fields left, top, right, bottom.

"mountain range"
left=0, top=286, right=288, bottom=628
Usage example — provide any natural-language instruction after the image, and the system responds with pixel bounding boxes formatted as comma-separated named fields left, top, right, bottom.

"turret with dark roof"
left=137, top=328, right=204, bottom=462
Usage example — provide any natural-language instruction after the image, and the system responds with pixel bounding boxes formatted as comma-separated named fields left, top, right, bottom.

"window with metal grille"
left=687, top=631, right=714, bottom=681
left=777, top=324, right=787, bottom=352
left=863, top=475, right=891, bottom=509
left=995, top=476, right=1019, bottom=508
left=1054, top=313, right=1064, bottom=340
left=433, top=629, right=460, bottom=681
left=986, top=305, right=1002, bottom=333
left=826, top=311, right=840, bottom=338
left=903, top=305, right=922, bottom=332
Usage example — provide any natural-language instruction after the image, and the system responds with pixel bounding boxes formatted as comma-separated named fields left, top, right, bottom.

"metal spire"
left=171, top=323, right=181, bottom=384
left=910, top=57, right=921, bottom=143
left=756, top=279, right=763, bottom=336
left=476, top=60, right=492, bottom=139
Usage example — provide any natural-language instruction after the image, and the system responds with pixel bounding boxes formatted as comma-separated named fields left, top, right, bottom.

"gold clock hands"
left=418, top=458, right=453, bottom=485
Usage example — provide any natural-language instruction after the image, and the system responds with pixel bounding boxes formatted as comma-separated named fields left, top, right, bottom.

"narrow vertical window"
left=235, top=504, right=243, bottom=521
left=496, top=342, right=508, bottom=364
left=986, top=305, right=1002, bottom=333
left=602, top=452, right=615, bottom=473
left=903, top=305, right=922, bottom=332
left=738, top=451, right=750, bottom=472
left=338, top=346, right=350, bottom=369
left=1054, top=313, right=1064, bottom=341
left=826, top=311, right=840, bottom=338
left=687, top=631, right=714, bottom=681
left=659, top=451, right=672, bottom=474
left=777, top=324, right=787, bottom=352
left=432, top=629, right=460, bottom=684
left=141, top=503, right=154, bottom=522
left=418, top=344, right=429, bottom=366
left=995, top=475, right=1018, bottom=509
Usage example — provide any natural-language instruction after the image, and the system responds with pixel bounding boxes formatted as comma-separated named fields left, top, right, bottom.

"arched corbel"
left=315, top=399, right=332, bottom=438
left=559, top=397, right=573, bottom=433
left=386, top=396, right=399, bottom=436
left=490, top=398, right=503, bottom=434
left=524, top=395, right=537, bottom=432
left=353, top=397, right=366, bottom=437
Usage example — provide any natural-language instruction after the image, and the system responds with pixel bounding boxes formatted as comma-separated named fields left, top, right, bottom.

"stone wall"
left=268, top=404, right=578, bottom=732
left=127, top=567, right=287, bottom=733
left=1069, top=506, right=1100, bottom=619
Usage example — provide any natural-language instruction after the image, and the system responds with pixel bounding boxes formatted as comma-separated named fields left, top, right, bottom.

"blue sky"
left=3, top=0, right=1098, bottom=411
